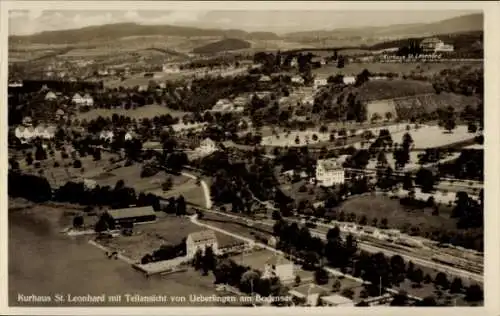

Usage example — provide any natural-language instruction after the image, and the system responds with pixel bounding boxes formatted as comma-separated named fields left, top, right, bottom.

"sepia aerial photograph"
left=5, top=2, right=489, bottom=310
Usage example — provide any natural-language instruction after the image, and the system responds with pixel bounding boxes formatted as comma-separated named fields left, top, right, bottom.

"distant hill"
left=9, top=23, right=253, bottom=45
left=192, top=38, right=252, bottom=54
left=284, top=13, right=483, bottom=40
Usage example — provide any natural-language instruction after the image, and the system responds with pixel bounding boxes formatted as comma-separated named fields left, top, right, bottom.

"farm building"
left=106, top=206, right=157, bottom=227
left=262, top=255, right=294, bottom=282
left=315, top=158, right=345, bottom=187
left=186, top=230, right=219, bottom=259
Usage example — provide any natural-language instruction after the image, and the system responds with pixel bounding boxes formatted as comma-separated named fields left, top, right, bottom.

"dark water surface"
left=8, top=210, right=219, bottom=307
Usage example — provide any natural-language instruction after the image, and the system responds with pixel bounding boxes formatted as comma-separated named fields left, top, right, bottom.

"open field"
left=337, top=194, right=457, bottom=233
left=76, top=104, right=188, bottom=120
left=99, top=215, right=240, bottom=261
left=312, top=62, right=482, bottom=78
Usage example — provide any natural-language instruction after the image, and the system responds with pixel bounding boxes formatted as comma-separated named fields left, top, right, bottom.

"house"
left=313, top=78, right=328, bottom=90
left=72, top=93, right=84, bottom=105
left=267, top=236, right=278, bottom=248
left=315, top=158, right=345, bottom=187
left=14, top=126, right=27, bottom=142
left=420, top=37, right=454, bottom=53
left=186, top=230, right=219, bottom=259
left=107, top=206, right=157, bottom=228
left=22, top=116, right=33, bottom=126
left=163, top=64, right=181, bottom=73
left=82, top=93, right=94, bottom=106
left=259, top=75, right=272, bottom=83
left=233, top=96, right=248, bottom=107
left=55, top=109, right=65, bottom=120
left=99, top=130, right=114, bottom=142
left=291, top=75, right=305, bottom=85
left=288, top=284, right=326, bottom=306
left=343, top=76, right=356, bottom=85
left=320, top=294, right=354, bottom=307
left=262, top=255, right=294, bottom=282
left=197, top=137, right=217, bottom=156
left=124, top=131, right=136, bottom=141
left=212, top=99, right=234, bottom=112
left=44, top=91, right=57, bottom=101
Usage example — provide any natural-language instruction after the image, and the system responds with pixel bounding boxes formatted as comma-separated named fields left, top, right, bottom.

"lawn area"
left=99, top=215, right=239, bottom=262
left=76, top=104, right=188, bottom=121
left=337, top=194, right=457, bottom=234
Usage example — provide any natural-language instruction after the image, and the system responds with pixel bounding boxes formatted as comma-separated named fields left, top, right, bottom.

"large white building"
left=420, top=37, right=454, bottom=53
left=315, top=158, right=345, bottom=187
left=186, top=230, right=219, bottom=259
left=14, top=124, right=56, bottom=143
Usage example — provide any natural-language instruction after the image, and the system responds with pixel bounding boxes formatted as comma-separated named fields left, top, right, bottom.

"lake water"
left=8, top=209, right=220, bottom=307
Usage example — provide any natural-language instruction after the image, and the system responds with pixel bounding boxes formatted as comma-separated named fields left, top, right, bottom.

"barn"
left=106, top=206, right=157, bottom=227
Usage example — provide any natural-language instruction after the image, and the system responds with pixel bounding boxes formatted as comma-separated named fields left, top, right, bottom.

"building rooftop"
left=188, top=230, right=217, bottom=243
left=317, top=158, right=342, bottom=171
left=320, top=294, right=354, bottom=305
left=107, top=206, right=156, bottom=220
left=289, top=283, right=326, bottom=298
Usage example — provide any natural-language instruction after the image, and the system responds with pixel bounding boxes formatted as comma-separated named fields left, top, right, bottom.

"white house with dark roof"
left=186, top=230, right=219, bottom=259
left=315, top=158, right=345, bottom=187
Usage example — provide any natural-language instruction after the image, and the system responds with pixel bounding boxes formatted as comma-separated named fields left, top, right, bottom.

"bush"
left=73, top=160, right=82, bottom=169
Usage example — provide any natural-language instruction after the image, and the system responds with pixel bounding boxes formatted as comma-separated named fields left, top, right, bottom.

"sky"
left=8, top=10, right=479, bottom=36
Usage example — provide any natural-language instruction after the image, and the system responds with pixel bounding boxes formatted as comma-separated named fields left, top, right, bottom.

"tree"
left=359, top=215, right=368, bottom=226
left=176, top=195, right=186, bottom=215
left=434, top=272, right=449, bottom=289
left=465, top=284, right=483, bottom=302
left=26, top=154, right=33, bottom=166
left=332, top=279, right=341, bottom=292
left=73, top=160, right=82, bottom=169
left=93, top=148, right=102, bottom=161
left=294, top=275, right=301, bottom=286
left=73, top=215, right=84, bottom=228
left=193, top=248, right=203, bottom=270
left=380, top=218, right=388, bottom=229
left=417, top=296, right=438, bottom=306
left=450, top=277, right=463, bottom=294
left=390, top=291, right=408, bottom=306
left=385, top=112, right=393, bottom=121
left=314, top=267, right=329, bottom=285
left=162, top=177, right=173, bottom=191
left=94, top=216, right=109, bottom=233
left=201, top=246, right=216, bottom=275
left=415, top=168, right=435, bottom=193
left=272, top=210, right=282, bottom=221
